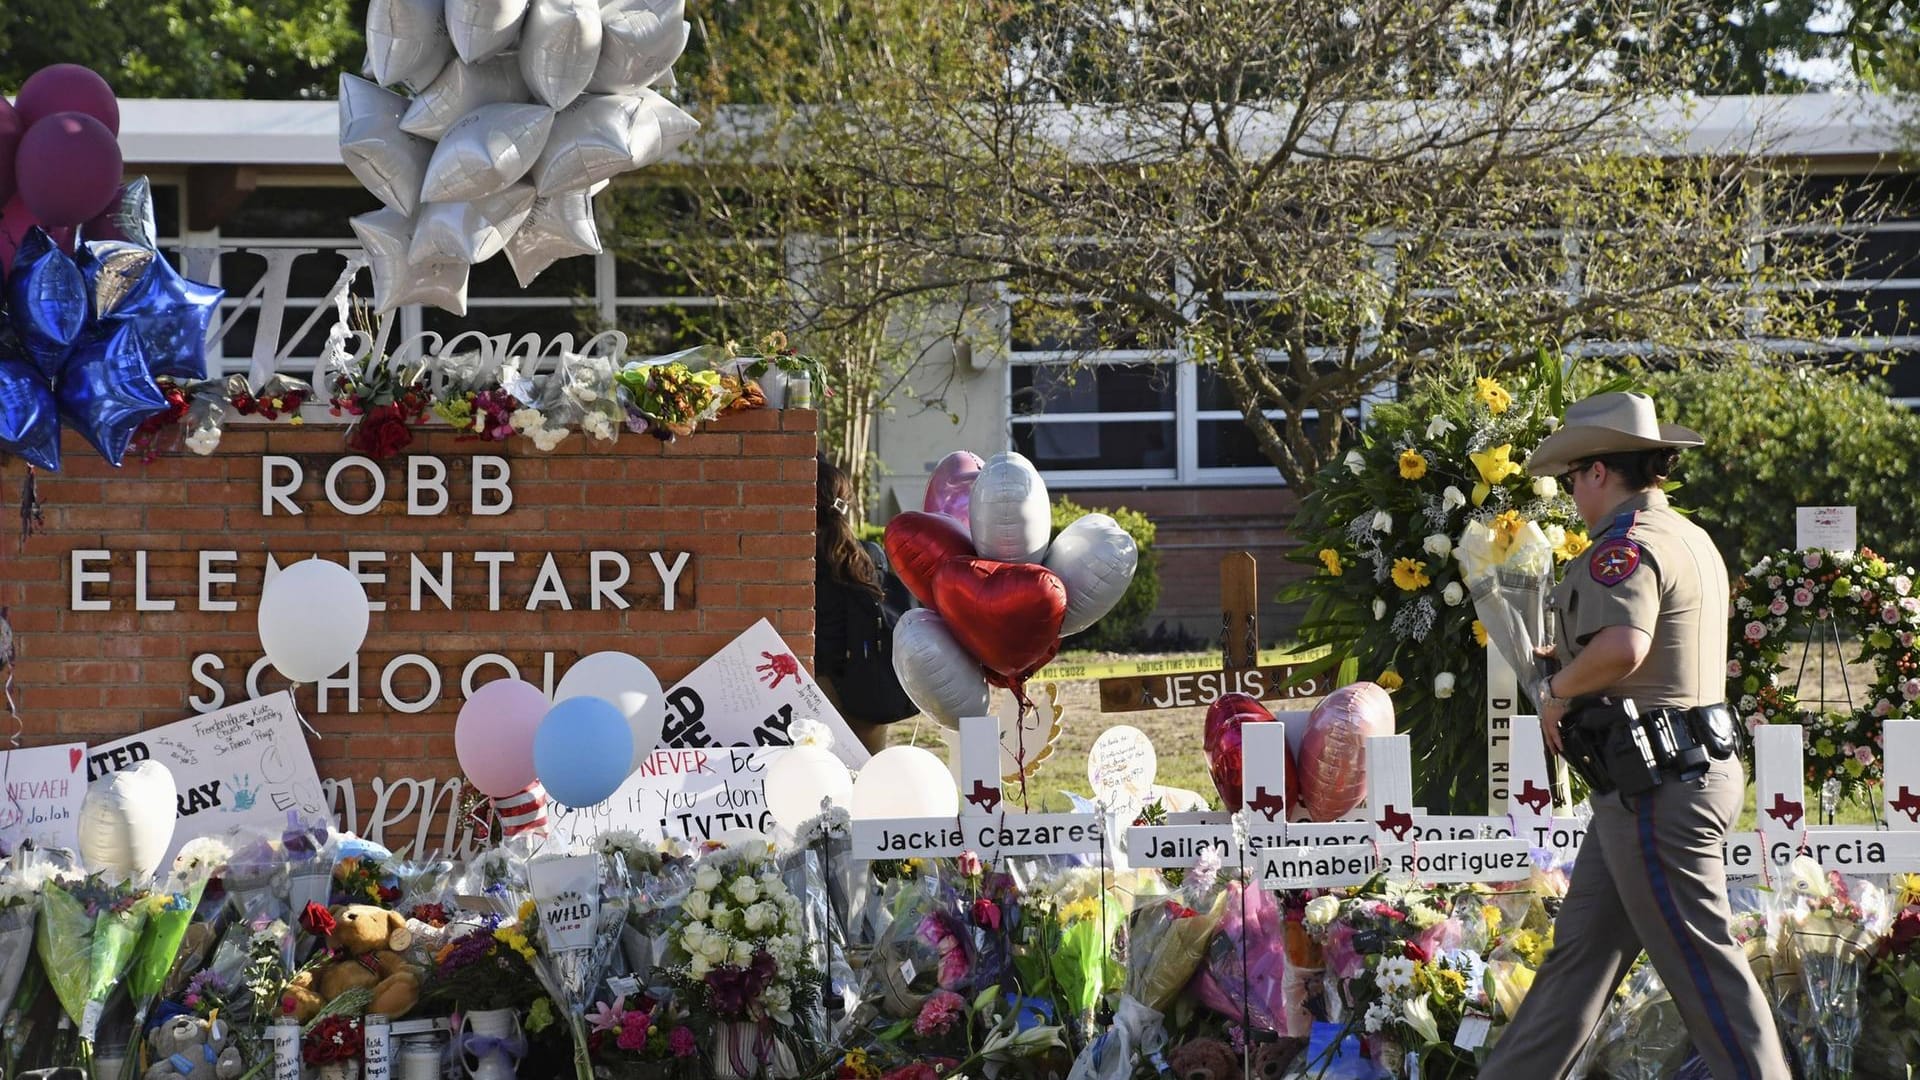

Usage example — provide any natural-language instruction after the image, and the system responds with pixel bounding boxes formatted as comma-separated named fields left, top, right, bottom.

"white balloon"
left=531, top=91, right=693, bottom=195
left=366, top=0, right=454, bottom=91
left=969, top=451, right=1051, bottom=563
left=421, top=103, right=556, bottom=204
left=504, top=188, right=602, bottom=287
left=850, top=746, right=960, bottom=820
left=258, top=558, right=372, bottom=683
left=410, top=184, right=537, bottom=265
left=589, top=0, right=687, bottom=94
left=78, top=761, right=178, bottom=881
left=400, top=56, right=529, bottom=140
left=1044, top=513, right=1139, bottom=636
left=339, top=75, right=434, bottom=216
left=351, top=208, right=472, bottom=315
left=764, top=746, right=853, bottom=836
left=554, top=650, right=666, bottom=772
left=447, top=0, right=531, bottom=63
left=519, top=0, right=604, bottom=109
left=891, top=608, right=989, bottom=730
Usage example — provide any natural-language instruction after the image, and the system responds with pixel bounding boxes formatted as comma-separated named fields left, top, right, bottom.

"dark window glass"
left=1807, top=289, right=1918, bottom=338
left=222, top=187, right=385, bottom=239
left=470, top=252, right=596, bottom=298
left=1878, top=352, right=1920, bottom=400
left=1009, top=299, right=1177, bottom=352
left=422, top=305, right=596, bottom=341
left=1199, top=416, right=1339, bottom=469
left=1011, top=364, right=1174, bottom=416
left=615, top=304, right=735, bottom=355
left=152, top=185, right=183, bottom=240
left=217, top=249, right=362, bottom=299
left=1012, top=419, right=1176, bottom=471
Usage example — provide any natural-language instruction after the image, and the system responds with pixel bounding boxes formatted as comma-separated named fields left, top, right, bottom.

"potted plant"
left=729, top=332, right=825, bottom=410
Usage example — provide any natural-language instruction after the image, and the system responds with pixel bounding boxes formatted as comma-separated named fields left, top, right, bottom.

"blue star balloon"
left=112, top=250, right=223, bottom=381
left=0, top=355, right=60, bottom=472
left=55, top=322, right=166, bottom=467
left=5, top=228, right=87, bottom=381
left=77, top=240, right=156, bottom=320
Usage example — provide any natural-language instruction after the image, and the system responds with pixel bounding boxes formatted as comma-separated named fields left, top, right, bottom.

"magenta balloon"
left=15, top=65, right=120, bottom=134
left=1297, top=681, right=1396, bottom=822
left=455, top=677, right=551, bottom=796
left=0, top=99, right=21, bottom=206
left=16, top=113, right=122, bottom=227
left=923, top=450, right=985, bottom=531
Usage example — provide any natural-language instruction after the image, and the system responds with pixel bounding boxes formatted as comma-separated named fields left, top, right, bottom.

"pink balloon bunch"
left=1, top=65, right=126, bottom=270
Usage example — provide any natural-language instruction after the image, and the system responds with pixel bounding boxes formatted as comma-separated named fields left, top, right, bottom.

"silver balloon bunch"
left=340, top=0, right=698, bottom=314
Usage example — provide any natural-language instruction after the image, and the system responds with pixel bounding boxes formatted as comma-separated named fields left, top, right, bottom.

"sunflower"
left=1399, top=449, right=1429, bottom=480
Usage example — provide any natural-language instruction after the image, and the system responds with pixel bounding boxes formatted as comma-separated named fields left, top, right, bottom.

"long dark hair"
left=817, top=455, right=883, bottom=601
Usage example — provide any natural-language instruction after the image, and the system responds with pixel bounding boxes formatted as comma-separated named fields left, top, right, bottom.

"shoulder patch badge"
left=1590, top=537, right=1642, bottom=586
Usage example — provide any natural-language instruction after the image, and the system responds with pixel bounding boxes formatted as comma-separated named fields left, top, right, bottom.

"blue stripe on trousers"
left=1638, top=794, right=1751, bottom=1080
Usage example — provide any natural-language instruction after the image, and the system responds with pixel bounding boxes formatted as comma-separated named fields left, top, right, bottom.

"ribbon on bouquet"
left=462, top=1032, right=529, bottom=1062
left=716, top=1019, right=779, bottom=1076
left=165, top=1044, right=220, bottom=1075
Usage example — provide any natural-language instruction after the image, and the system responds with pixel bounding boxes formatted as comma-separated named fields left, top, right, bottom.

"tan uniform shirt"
left=1549, top=489, right=1730, bottom=710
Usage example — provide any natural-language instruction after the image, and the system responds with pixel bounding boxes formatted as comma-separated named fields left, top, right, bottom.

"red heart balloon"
left=885, top=511, right=976, bottom=605
left=1203, top=693, right=1289, bottom=812
left=931, top=557, right=1066, bottom=680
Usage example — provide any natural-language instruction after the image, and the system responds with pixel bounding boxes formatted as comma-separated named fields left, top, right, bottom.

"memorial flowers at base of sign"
left=615, top=358, right=727, bottom=442
left=33, top=872, right=152, bottom=1067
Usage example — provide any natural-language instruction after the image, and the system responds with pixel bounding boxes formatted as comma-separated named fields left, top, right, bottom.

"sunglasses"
left=1560, top=460, right=1595, bottom=488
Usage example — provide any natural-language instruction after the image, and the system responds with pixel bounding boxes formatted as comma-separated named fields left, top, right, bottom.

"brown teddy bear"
left=284, top=904, right=424, bottom=1022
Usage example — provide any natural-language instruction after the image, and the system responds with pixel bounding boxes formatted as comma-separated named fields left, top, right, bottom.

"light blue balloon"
left=533, top=697, right=635, bottom=808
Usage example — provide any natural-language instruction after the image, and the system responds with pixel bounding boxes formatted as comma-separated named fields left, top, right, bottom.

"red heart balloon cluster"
left=885, top=510, right=1067, bottom=689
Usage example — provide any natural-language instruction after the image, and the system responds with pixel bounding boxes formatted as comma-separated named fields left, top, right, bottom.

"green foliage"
left=1643, top=364, right=1920, bottom=573
left=1286, top=354, right=1589, bottom=812
left=1050, top=497, right=1160, bottom=652
left=0, top=0, right=361, bottom=99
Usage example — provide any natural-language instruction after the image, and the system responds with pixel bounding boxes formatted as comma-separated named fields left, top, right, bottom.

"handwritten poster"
left=658, top=619, right=867, bottom=767
left=88, top=692, right=325, bottom=861
left=0, top=742, right=87, bottom=855
left=550, top=746, right=774, bottom=844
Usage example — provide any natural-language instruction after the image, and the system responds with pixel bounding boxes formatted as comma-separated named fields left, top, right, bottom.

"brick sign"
left=9, top=412, right=817, bottom=848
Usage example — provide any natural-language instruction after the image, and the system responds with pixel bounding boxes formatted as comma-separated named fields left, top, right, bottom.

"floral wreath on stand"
left=1729, top=546, right=1920, bottom=800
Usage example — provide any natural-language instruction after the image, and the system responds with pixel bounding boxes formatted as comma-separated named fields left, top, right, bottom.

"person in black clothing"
left=814, top=454, right=918, bottom=753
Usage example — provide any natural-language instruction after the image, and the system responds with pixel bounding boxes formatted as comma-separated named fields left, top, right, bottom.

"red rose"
left=1880, top=908, right=1920, bottom=958
left=379, top=884, right=401, bottom=903
left=971, top=897, right=1002, bottom=931
left=1403, top=941, right=1429, bottom=963
left=300, top=902, right=337, bottom=938
left=348, top=403, right=414, bottom=460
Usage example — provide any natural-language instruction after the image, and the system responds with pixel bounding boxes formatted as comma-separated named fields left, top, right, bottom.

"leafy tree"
left=0, top=0, right=362, bottom=99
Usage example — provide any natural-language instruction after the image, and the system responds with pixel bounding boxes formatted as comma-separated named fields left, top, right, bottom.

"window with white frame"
left=1774, top=172, right=1920, bottom=403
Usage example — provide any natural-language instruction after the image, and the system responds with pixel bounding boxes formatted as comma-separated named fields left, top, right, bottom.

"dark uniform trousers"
left=1482, top=754, right=1791, bottom=1080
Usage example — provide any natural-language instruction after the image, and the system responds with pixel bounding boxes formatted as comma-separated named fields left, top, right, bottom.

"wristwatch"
left=1534, top=675, right=1567, bottom=714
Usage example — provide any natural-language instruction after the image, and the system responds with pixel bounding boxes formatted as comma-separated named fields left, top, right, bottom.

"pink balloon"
left=0, top=99, right=21, bottom=206
left=0, top=195, right=71, bottom=271
left=15, top=64, right=120, bottom=134
left=456, top=677, right=551, bottom=797
left=923, top=450, right=985, bottom=531
left=16, top=113, right=122, bottom=227
left=1297, top=681, right=1396, bottom=821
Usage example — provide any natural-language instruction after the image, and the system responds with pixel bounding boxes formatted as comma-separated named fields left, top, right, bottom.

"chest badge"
left=1590, top=537, right=1642, bottom=586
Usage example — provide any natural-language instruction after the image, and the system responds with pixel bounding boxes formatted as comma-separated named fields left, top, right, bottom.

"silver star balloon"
left=341, top=75, right=435, bottom=216
left=351, top=208, right=471, bottom=315
left=422, top=102, right=555, bottom=204
left=589, top=0, right=687, bottom=95
left=400, top=56, right=529, bottom=141
left=77, top=240, right=155, bottom=320
left=447, top=0, right=531, bottom=63
left=519, top=0, right=604, bottom=110
left=532, top=93, right=654, bottom=196
left=410, top=184, right=537, bottom=266
left=366, top=0, right=454, bottom=91
left=505, top=188, right=602, bottom=288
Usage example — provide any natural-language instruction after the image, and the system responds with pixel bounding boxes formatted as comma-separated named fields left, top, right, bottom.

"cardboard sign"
left=549, top=746, right=773, bottom=844
left=659, top=619, right=867, bottom=768
left=0, top=742, right=87, bottom=855
left=88, top=692, right=324, bottom=862
left=1795, top=506, right=1857, bottom=553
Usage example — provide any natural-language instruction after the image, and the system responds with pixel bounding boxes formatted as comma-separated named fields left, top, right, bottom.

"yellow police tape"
left=1030, top=645, right=1330, bottom=683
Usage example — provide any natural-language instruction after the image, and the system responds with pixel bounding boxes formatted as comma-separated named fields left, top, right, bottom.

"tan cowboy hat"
left=1525, top=391, right=1703, bottom=477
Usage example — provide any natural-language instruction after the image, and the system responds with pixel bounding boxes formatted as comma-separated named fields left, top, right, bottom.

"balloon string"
left=19, top=466, right=44, bottom=551
left=1012, top=684, right=1033, bottom=813
left=291, top=690, right=322, bottom=740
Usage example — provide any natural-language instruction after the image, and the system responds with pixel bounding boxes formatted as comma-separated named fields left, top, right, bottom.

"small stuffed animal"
left=284, top=904, right=424, bottom=1022
left=143, top=1015, right=245, bottom=1080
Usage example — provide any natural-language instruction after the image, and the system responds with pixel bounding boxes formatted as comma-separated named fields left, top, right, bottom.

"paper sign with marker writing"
left=659, top=619, right=866, bottom=768
left=1795, top=506, right=1856, bottom=553
left=88, top=692, right=324, bottom=863
left=549, top=746, right=772, bottom=844
left=1088, top=725, right=1156, bottom=813
left=0, top=742, right=87, bottom=855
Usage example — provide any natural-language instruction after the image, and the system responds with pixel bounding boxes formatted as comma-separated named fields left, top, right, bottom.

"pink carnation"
left=1875, top=699, right=1895, bottom=718
left=957, top=850, right=984, bottom=877
left=1902, top=597, right=1920, bottom=615
left=1791, top=588, right=1813, bottom=608
left=617, top=1011, right=651, bottom=1051
left=1903, top=679, right=1920, bottom=702
left=668, top=1027, right=696, bottom=1058
left=1767, top=575, right=1783, bottom=589
left=1885, top=605, right=1901, bottom=625
left=1745, top=621, right=1768, bottom=642
left=914, top=990, right=966, bottom=1037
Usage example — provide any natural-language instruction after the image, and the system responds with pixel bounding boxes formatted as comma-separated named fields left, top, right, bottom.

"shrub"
left=1640, top=364, right=1920, bottom=574
left=1051, top=497, right=1161, bottom=651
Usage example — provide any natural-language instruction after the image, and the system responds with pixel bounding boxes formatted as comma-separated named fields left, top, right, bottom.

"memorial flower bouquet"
left=422, top=910, right=547, bottom=1014
left=1008, top=868, right=1122, bottom=1048
left=513, top=849, right=633, bottom=1080
left=615, top=356, right=726, bottom=441
left=0, top=857, right=57, bottom=1067
left=1778, top=855, right=1890, bottom=1078
left=118, top=859, right=218, bottom=1076
left=328, top=343, right=430, bottom=459
left=585, top=991, right=702, bottom=1079
left=1192, top=879, right=1292, bottom=1037
left=33, top=873, right=152, bottom=1066
left=428, top=350, right=522, bottom=441
left=1068, top=881, right=1226, bottom=1080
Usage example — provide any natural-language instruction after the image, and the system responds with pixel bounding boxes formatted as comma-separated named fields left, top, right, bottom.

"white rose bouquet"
left=666, top=845, right=820, bottom=1032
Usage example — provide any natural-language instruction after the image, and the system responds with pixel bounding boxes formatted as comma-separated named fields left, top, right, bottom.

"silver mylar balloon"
left=76, top=240, right=155, bottom=320
left=588, top=0, right=687, bottom=95
left=399, top=56, right=529, bottom=140
left=531, top=90, right=697, bottom=195
left=420, top=103, right=555, bottom=204
left=970, top=451, right=1052, bottom=564
left=447, top=0, right=531, bottom=63
left=891, top=608, right=990, bottom=730
left=340, top=75, right=434, bottom=216
left=366, top=0, right=454, bottom=91
left=1043, top=513, right=1139, bottom=636
left=351, top=208, right=472, bottom=315
left=409, top=184, right=537, bottom=266
left=504, top=188, right=602, bottom=287
left=519, top=0, right=604, bottom=110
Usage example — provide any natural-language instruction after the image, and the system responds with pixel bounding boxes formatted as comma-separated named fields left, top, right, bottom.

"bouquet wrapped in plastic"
left=520, top=846, right=634, bottom=1080
left=1580, top=964, right=1693, bottom=1080
left=1455, top=509, right=1558, bottom=699
left=118, top=856, right=219, bottom=1074
left=34, top=873, right=152, bottom=1066
left=1068, top=882, right=1225, bottom=1080
left=1777, top=855, right=1890, bottom=1078
left=1193, top=880, right=1293, bottom=1038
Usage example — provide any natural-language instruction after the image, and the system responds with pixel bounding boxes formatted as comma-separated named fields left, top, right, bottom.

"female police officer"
left=1481, top=392, right=1789, bottom=1080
